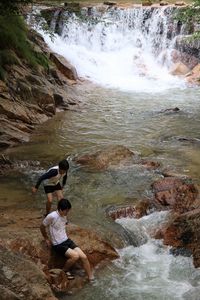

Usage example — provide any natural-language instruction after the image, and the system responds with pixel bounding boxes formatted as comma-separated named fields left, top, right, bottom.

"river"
left=2, top=4, right=200, bottom=299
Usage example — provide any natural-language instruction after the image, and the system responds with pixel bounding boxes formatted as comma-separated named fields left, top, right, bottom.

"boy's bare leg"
left=63, top=248, right=79, bottom=271
left=74, top=247, right=94, bottom=280
left=46, top=193, right=53, bottom=215
left=56, top=190, right=64, bottom=201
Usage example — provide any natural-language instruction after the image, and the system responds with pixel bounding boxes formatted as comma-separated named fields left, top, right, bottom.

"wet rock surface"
left=107, top=200, right=152, bottom=220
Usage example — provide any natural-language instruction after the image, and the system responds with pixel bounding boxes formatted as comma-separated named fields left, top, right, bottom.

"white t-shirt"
left=43, top=210, right=68, bottom=245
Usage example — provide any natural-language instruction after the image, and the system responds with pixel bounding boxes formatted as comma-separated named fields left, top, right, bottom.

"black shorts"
left=44, top=182, right=62, bottom=194
left=52, top=239, right=78, bottom=256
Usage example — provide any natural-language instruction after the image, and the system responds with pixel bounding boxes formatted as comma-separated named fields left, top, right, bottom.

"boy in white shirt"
left=40, top=198, right=94, bottom=281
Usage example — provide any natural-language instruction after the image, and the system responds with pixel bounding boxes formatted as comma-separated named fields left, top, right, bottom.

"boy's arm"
left=62, top=173, right=68, bottom=187
left=34, top=169, right=58, bottom=189
left=40, top=215, right=54, bottom=247
left=40, top=223, right=52, bottom=247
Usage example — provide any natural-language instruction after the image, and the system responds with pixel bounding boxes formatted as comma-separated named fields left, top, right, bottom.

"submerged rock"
left=75, top=145, right=135, bottom=171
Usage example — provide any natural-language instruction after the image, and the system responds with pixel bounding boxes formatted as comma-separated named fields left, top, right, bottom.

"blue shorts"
left=52, top=239, right=78, bottom=256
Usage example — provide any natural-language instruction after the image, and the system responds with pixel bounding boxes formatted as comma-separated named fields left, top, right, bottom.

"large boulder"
left=152, top=177, right=198, bottom=213
left=50, top=53, right=78, bottom=81
left=161, top=208, right=200, bottom=267
left=75, top=145, right=135, bottom=171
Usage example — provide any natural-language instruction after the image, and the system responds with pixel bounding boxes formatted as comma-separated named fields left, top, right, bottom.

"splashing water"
left=41, top=6, right=186, bottom=92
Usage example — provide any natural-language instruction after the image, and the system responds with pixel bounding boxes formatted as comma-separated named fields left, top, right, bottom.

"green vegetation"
left=0, top=0, right=49, bottom=81
left=175, top=0, right=200, bottom=30
left=0, top=15, right=49, bottom=80
left=0, top=0, right=32, bottom=15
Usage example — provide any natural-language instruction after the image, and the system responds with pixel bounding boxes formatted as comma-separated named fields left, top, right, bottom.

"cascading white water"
left=42, top=6, right=186, bottom=92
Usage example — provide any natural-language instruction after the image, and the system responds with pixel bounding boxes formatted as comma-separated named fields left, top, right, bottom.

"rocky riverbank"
left=0, top=26, right=82, bottom=149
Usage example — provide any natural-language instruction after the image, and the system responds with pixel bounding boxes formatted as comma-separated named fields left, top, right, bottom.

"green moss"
left=0, top=15, right=49, bottom=80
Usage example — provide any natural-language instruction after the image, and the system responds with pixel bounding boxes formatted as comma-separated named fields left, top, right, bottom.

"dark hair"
left=57, top=198, right=71, bottom=211
left=58, top=159, right=69, bottom=171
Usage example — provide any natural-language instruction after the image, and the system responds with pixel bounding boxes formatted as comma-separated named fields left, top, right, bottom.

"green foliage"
left=0, top=49, right=20, bottom=66
left=0, top=0, right=32, bottom=15
left=175, top=0, right=200, bottom=24
left=0, top=15, right=49, bottom=80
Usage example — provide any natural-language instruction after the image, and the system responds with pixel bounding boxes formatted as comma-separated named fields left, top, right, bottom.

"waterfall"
left=41, top=6, right=186, bottom=92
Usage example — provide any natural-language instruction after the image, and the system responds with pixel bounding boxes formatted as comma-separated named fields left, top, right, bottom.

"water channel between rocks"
left=2, top=5, right=200, bottom=300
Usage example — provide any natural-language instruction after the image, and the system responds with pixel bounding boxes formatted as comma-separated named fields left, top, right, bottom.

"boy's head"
left=57, top=198, right=71, bottom=213
left=58, top=159, right=69, bottom=174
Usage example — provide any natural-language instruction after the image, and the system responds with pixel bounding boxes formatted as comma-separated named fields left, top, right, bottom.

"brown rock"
left=75, top=145, right=135, bottom=171
left=107, top=200, right=151, bottom=220
left=159, top=1, right=169, bottom=6
left=169, top=62, right=190, bottom=76
left=140, top=160, right=160, bottom=170
left=31, top=86, right=55, bottom=115
left=162, top=208, right=200, bottom=267
left=152, top=177, right=198, bottom=213
left=171, top=49, right=199, bottom=70
left=50, top=53, right=78, bottom=81
left=175, top=1, right=186, bottom=6
left=0, top=245, right=57, bottom=300
left=186, top=64, right=200, bottom=85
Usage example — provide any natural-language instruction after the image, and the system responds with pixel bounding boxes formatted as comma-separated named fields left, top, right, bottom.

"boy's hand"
left=45, top=239, right=52, bottom=248
left=32, top=187, right=37, bottom=194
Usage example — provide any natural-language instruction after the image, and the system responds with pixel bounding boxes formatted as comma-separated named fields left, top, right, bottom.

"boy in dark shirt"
left=32, top=159, right=69, bottom=216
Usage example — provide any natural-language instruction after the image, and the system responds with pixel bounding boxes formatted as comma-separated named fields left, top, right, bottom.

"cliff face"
left=0, top=28, right=80, bottom=149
